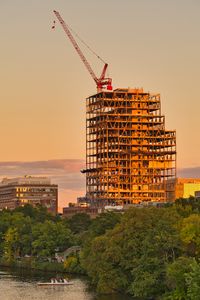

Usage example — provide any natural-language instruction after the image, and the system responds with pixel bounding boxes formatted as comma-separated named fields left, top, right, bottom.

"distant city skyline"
left=0, top=159, right=199, bottom=210
left=0, top=1, right=200, bottom=207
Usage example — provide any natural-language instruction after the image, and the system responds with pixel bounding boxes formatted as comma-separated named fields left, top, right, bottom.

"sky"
left=0, top=0, right=200, bottom=208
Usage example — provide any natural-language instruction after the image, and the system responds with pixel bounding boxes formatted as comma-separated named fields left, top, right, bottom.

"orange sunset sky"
left=0, top=0, right=200, bottom=210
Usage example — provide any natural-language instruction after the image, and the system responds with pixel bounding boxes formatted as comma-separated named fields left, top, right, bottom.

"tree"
left=67, top=213, right=91, bottom=234
left=180, top=214, right=200, bottom=257
left=0, top=210, right=12, bottom=254
left=82, top=234, right=128, bottom=293
left=89, top=212, right=121, bottom=237
left=165, top=257, right=194, bottom=300
left=15, top=204, right=58, bottom=222
left=186, top=259, right=200, bottom=300
left=32, top=220, right=73, bottom=258
left=64, top=255, right=83, bottom=274
left=3, top=227, right=20, bottom=262
left=81, top=207, right=182, bottom=297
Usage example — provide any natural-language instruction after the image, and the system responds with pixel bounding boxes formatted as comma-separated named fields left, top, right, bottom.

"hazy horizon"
left=0, top=159, right=199, bottom=210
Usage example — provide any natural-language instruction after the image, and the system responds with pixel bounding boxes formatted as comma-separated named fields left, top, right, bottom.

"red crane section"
left=53, top=10, right=112, bottom=92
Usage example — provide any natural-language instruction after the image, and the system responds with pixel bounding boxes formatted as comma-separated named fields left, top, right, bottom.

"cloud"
left=178, top=167, right=200, bottom=178
left=0, top=159, right=84, bottom=172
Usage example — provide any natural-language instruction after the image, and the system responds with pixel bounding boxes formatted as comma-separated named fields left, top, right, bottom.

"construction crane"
left=53, top=10, right=112, bottom=93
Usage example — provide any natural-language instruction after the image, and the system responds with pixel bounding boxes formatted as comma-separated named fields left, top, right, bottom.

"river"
left=0, top=268, right=132, bottom=300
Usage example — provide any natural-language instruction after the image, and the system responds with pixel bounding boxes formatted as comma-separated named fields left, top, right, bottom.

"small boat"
left=37, top=279, right=73, bottom=286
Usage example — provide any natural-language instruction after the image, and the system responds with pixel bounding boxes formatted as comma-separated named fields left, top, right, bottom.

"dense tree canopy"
left=81, top=208, right=182, bottom=298
left=0, top=199, right=200, bottom=299
left=0, top=205, right=72, bottom=261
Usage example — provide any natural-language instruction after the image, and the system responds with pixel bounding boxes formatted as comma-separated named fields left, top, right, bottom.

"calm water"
left=0, top=268, right=132, bottom=300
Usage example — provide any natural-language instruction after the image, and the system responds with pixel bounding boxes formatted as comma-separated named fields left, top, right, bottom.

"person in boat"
left=49, top=277, right=69, bottom=284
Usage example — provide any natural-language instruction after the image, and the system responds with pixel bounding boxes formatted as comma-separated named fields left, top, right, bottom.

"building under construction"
left=83, top=88, right=176, bottom=207
left=53, top=11, right=176, bottom=207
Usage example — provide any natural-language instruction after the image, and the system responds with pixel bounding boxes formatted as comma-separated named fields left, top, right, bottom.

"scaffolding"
left=83, top=88, right=176, bottom=206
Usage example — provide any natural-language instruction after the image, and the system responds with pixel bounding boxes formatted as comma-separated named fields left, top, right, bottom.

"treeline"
left=0, top=199, right=200, bottom=299
left=0, top=206, right=73, bottom=260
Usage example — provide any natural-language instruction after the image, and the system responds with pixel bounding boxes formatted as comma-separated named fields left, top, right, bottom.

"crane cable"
left=53, top=20, right=106, bottom=65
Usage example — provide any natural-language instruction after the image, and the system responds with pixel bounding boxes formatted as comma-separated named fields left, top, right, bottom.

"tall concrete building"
left=82, top=88, right=176, bottom=207
left=0, top=176, right=58, bottom=213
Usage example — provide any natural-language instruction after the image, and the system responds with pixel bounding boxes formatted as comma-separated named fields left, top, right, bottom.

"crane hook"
left=52, top=20, right=56, bottom=30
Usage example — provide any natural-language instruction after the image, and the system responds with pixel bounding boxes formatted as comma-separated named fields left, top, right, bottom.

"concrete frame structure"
left=83, top=88, right=176, bottom=206
left=0, top=176, right=58, bottom=213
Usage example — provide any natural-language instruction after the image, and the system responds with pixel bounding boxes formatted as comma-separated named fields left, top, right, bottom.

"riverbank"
left=0, top=258, right=66, bottom=274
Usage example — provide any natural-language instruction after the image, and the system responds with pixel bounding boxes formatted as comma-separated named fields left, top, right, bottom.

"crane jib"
left=53, top=10, right=113, bottom=92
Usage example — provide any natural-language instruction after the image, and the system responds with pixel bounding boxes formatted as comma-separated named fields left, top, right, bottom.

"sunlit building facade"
left=0, top=176, right=58, bottom=213
left=83, top=88, right=176, bottom=207
left=166, top=178, right=200, bottom=201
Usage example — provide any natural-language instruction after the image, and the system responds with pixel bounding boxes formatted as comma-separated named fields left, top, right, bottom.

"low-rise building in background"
left=166, top=178, right=200, bottom=201
left=0, top=176, right=58, bottom=213
left=63, top=204, right=100, bottom=219
left=195, top=191, right=200, bottom=199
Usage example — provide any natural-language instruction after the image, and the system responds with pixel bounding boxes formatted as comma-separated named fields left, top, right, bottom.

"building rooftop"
left=0, top=176, right=51, bottom=187
left=167, top=178, right=200, bottom=184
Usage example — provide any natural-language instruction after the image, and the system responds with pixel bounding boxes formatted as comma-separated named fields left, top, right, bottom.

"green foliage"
left=0, top=210, right=13, bottom=254
left=80, top=211, right=122, bottom=277
left=82, top=234, right=128, bottom=293
left=67, top=213, right=92, bottom=234
left=185, top=260, right=200, bottom=300
left=0, top=205, right=73, bottom=262
left=64, top=255, right=84, bottom=274
left=89, top=211, right=121, bottom=237
left=81, top=207, right=182, bottom=298
left=165, top=258, right=200, bottom=300
left=32, top=220, right=73, bottom=258
left=165, top=257, right=194, bottom=299
left=3, top=227, right=20, bottom=262
left=180, top=214, right=200, bottom=257
left=14, top=204, right=58, bottom=222
left=1, top=201, right=200, bottom=299
left=175, top=197, right=200, bottom=217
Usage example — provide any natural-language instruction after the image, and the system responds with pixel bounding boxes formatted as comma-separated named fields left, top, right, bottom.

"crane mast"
left=53, top=10, right=112, bottom=92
